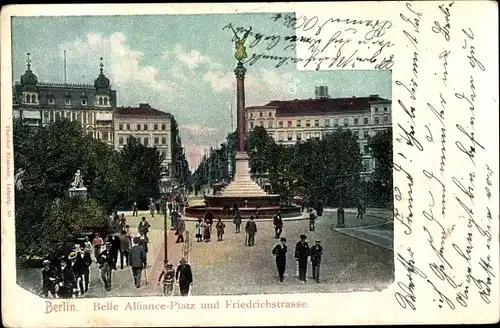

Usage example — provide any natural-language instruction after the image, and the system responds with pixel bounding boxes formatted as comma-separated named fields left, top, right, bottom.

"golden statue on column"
left=231, top=26, right=252, bottom=63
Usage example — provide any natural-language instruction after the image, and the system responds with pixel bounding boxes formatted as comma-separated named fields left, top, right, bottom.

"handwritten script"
left=392, top=1, right=497, bottom=313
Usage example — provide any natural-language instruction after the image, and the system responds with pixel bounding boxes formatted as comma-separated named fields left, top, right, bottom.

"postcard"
left=1, top=2, right=498, bottom=327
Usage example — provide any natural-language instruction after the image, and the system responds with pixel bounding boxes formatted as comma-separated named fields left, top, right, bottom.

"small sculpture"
left=231, top=26, right=252, bottom=63
left=14, top=168, right=25, bottom=191
left=70, top=169, right=85, bottom=189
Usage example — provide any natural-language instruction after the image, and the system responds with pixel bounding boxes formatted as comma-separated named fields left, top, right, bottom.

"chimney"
left=139, top=103, right=149, bottom=108
left=315, top=86, right=329, bottom=99
left=369, top=94, right=379, bottom=100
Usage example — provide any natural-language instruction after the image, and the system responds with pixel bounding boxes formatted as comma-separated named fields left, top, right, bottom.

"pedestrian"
left=245, top=215, right=257, bottom=247
left=125, top=225, right=133, bottom=240
left=81, top=248, right=92, bottom=293
left=310, top=240, right=323, bottom=283
left=175, top=257, right=193, bottom=296
left=273, top=211, right=283, bottom=239
left=149, top=198, right=155, bottom=218
left=233, top=211, right=242, bottom=233
left=71, top=250, right=85, bottom=297
left=111, top=235, right=121, bottom=270
left=195, top=218, right=203, bottom=242
left=120, top=229, right=132, bottom=269
left=138, top=217, right=150, bottom=238
left=300, top=201, right=305, bottom=213
left=203, top=219, right=211, bottom=242
left=57, top=258, right=77, bottom=299
left=97, top=242, right=114, bottom=291
left=205, top=211, right=214, bottom=234
left=308, top=209, right=317, bottom=231
left=168, top=202, right=173, bottom=216
left=357, top=201, right=364, bottom=220
left=272, top=237, right=288, bottom=282
left=232, top=204, right=238, bottom=217
left=92, top=233, right=103, bottom=261
left=83, top=236, right=92, bottom=254
left=295, top=235, right=310, bottom=283
left=155, top=200, right=161, bottom=215
left=41, top=259, right=58, bottom=298
left=176, top=217, right=186, bottom=243
left=128, top=237, right=146, bottom=288
left=158, top=261, right=176, bottom=296
left=132, top=201, right=138, bottom=217
left=216, top=218, right=226, bottom=241
left=139, top=233, right=149, bottom=268
left=255, top=206, right=261, bottom=220
left=119, top=213, right=127, bottom=231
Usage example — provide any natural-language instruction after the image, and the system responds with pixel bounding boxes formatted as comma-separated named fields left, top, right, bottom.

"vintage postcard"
left=1, top=2, right=498, bottom=326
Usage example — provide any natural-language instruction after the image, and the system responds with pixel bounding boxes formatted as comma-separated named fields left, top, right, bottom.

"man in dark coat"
left=120, top=230, right=132, bottom=269
left=128, top=237, right=146, bottom=288
left=273, top=212, right=283, bottom=239
left=58, top=258, right=76, bottom=299
left=175, top=257, right=193, bottom=296
left=80, top=248, right=92, bottom=292
left=138, top=217, right=151, bottom=238
left=41, top=259, right=58, bottom=298
left=233, top=211, right=242, bottom=233
left=308, top=209, right=317, bottom=231
left=310, top=240, right=323, bottom=282
left=204, top=210, right=214, bottom=233
left=72, top=250, right=86, bottom=296
left=97, top=242, right=114, bottom=291
left=272, top=237, right=288, bottom=282
left=111, top=235, right=121, bottom=270
left=295, top=235, right=310, bottom=283
left=245, top=215, right=258, bottom=247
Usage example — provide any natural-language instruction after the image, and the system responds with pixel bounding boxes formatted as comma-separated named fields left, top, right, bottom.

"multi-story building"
left=245, top=88, right=392, bottom=179
left=12, top=54, right=116, bottom=146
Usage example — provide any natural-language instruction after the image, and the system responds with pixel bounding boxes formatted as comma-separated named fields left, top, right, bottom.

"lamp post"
left=160, top=159, right=170, bottom=262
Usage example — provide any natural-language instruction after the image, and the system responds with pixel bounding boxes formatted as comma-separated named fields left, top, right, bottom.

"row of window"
left=118, top=135, right=169, bottom=147
left=118, top=123, right=167, bottom=131
left=24, top=94, right=109, bottom=106
left=247, top=107, right=389, bottom=119
left=271, top=129, right=372, bottom=142
left=43, top=110, right=99, bottom=125
left=249, top=115, right=390, bottom=129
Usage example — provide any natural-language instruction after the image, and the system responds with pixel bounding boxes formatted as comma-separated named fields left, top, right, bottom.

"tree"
left=368, top=128, right=393, bottom=207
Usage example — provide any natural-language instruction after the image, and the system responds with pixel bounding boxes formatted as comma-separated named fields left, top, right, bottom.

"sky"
left=11, top=14, right=391, bottom=170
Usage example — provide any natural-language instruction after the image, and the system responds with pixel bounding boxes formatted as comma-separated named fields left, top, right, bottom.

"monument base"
left=185, top=151, right=302, bottom=219
left=69, top=187, right=88, bottom=199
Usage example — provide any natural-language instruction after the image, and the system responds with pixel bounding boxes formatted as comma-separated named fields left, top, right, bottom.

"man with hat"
left=175, top=257, right=193, bottom=296
left=294, top=235, right=310, bottom=283
left=41, top=259, right=58, bottom=298
left=71, top=248, right=85, bottom=297
left=273, top=211, right=283, bottom=239
left=272, top=237, right=288, bottom=282
left=58, top=255, right=77, bottom=299
left=97, top=242, right=114, bottom=291
left=310, top=239, right=323, bottom=282
left=245, top=215, right=258, bottom=247
left=129, top=236, right=146, bottom=288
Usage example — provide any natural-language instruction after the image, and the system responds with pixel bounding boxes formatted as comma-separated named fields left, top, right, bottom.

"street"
left=17, top=210, right=394, bottom=297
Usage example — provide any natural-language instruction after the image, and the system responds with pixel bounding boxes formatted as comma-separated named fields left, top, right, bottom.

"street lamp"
left=160, top=160, right=170, bottom=263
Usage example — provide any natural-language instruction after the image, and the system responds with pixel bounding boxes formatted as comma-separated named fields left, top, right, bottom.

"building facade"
left=12, top=54, right=116, bottom=146
left=245, top=90, right=392, bottom=179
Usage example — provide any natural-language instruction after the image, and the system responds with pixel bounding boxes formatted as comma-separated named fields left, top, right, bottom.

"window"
left=383, top=115, right=389, bottom=123
left=343, top=118, right=349, bottom=126
left=268, top=121, right=273, bottom=128
left=99, top=97, right=103, bottom=105
left=364, top=117, right=369, bottom=125
left=127, top=123, right=131, bottom=130
left=77, top=112, right=82, bottom=123
left=250, top=113, right=253, bottom=118
left=154, top=124, right=158, bottom=130
left=306, top=120, right=311, bottom=127
left=259, top=112, right=263, bottom=117
left=269, top=112, right=272, bottom=117
left=48, top=97, right=55, bottom=105
left=119, top=124, right=123, bottom=131
left=287, top=121, right=292, bottom=128
left=161, top=123, right=166, bottom=130
left=287, top=132, right=293, bottom=141
left=249, top=121, right=254, bottom=129
left=374, top=116, right=380, bottom=124
left=297, top=120, right=301, bottom=127
left=119, top=137, right=124, bottom=145
left=81, top=99, right=87, bottom=106
left=102, top=132, right=109, bottom=142
left=83, top=113, right=87, bottom=124
left=143, top=137, right=149, bottom=146
left=297, top=132, right=302, bottom=141
left=354, top=117, right=359, bottom=125
left=324, top=118, right=330, bottom=127
left=259, top=121, right=264, bottom=127
left=305, top=132, right=311, bottom=140
left=137, top=124, right=141, bottom=131
left=375, top=107, right=379, bottom=112
left=43, top=111, right=49, bottom=122
left=363, top=160, right=370, bottom=172
left=104, top=98, right=108, bottom=105
left=87, top=130, right=93, bottom=137
left=333, top=119, right=338, bottom=127
left=363, top=131, right=370, bottom=139
left=278, top=121, right=283, bottom=128
left=65, top=98, right=71, bottom=106
left=384, top=107, right=388, bottom=112
left=161, top=137, right=167, bottom=144
left=72, top=112, right=76, bottom=121
left=354, top=131, right=359, bottom=139
left=315, top=132, right=321, bottom=140
left=88, top=113, right=92, bottom=124
left=137, top=137, right=142, bottom=144
left=154, top=137, right=159, bottom=145
left=314, top=119, right=319, bottom=127
left=143, top=124, right=148, bottom=130
left=278, top=133, right=284, bottom=141
left=31, top=95, right=36, bottom=103
left=364, top=145, right=370, bottom=154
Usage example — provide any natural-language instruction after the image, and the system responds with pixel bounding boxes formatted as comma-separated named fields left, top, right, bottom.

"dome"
left=94, top=57, right=110, bottom=90
left=20, top=69, right=38, bottom=86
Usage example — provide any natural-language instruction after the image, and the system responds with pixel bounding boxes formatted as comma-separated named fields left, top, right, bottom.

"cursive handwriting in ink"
left=438, top=50, right=450, bottom=86
left=432, top=2, right=454, bottom=41
left=394, top=249, right=428, bottom=310
left=423, top=225, right=453, bottom=269
left=423, top=170, right=447, bottom=216
left=462, top=28, right=486, bottom=71
left=400, top=2, right=422, bottom=50
left=427, top=279, right=456, bottom=309
left=396, top=124, right=424, bottom=151
left=485, top=165, right=493, bottom=200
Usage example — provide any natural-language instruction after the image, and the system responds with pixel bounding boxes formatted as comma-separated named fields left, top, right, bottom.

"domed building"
left=13, top=54, right=117, bottom=145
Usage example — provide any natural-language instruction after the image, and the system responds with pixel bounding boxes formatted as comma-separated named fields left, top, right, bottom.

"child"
left=158, top=261, right=176, bottom=296
left=195, top=219, right=203, bottom=242
left=216, top=218, right=226, bottom=242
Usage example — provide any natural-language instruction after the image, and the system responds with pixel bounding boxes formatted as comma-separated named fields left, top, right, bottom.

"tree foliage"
left=368, top=128, right=393, bottom=206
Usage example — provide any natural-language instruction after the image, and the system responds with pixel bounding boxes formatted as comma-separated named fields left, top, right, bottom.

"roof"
left=114, top=104, right=172, bottom=117
left=262, top=95, right=390, bottom=116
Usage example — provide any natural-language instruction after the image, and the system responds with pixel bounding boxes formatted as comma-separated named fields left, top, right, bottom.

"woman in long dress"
left=203, top=220, right=211, bottom=242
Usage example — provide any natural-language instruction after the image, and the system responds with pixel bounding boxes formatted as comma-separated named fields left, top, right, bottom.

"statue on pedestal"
left=231, top=26, right=252, bottom=63
left=14, top=168, right=25, bottom=191
left=70, top=169, right=85, bottom=189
